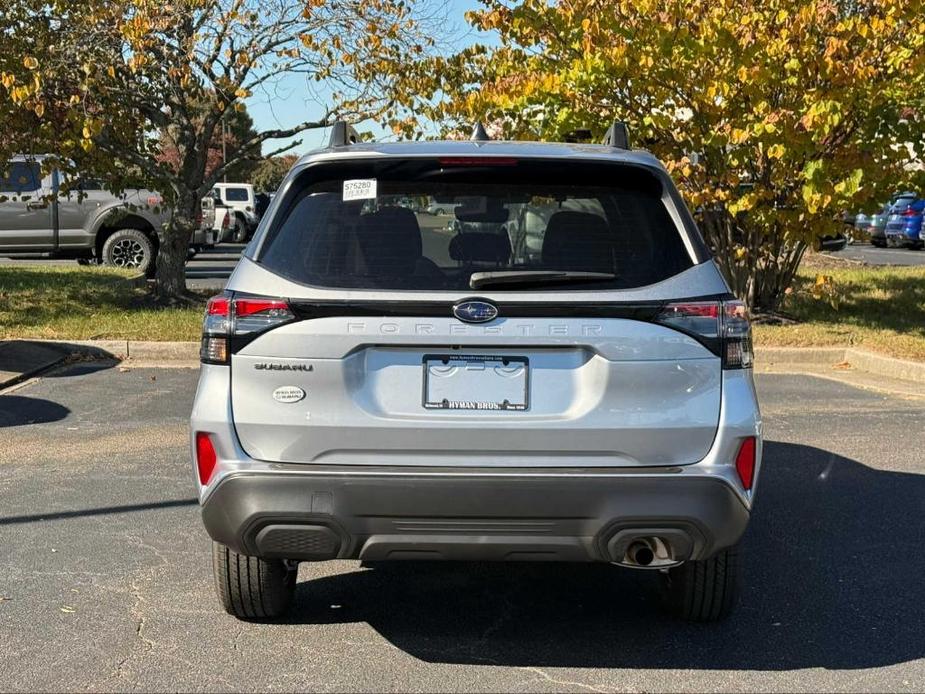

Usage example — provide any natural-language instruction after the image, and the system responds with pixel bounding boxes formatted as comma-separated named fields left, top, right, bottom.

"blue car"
left=884, top=193, right=924, bottom=249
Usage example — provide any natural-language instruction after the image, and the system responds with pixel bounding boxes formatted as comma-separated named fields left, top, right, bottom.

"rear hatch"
left=216, top=154, right=747, bottom=468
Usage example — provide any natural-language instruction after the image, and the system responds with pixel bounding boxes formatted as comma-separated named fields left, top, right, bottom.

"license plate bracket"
left=423, top=354, right=529, bottom=411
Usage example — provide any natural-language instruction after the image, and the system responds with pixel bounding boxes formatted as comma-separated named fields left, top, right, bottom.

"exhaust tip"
left=627, top=540, right=655, bottom=566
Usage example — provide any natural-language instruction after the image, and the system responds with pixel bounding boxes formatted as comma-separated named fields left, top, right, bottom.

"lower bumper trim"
left=201, top=471, right=750, bottom=563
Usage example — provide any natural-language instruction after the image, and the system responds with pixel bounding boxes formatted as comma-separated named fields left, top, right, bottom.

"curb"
left=32, top=339, right=200, bottom=362
left=754, top=347, right=925, bottom=384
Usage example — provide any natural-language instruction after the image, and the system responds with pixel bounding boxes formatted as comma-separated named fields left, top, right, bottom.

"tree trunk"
left=697, top=209, right=804, bottom=315
left=155, top=192, right=197, bottom=300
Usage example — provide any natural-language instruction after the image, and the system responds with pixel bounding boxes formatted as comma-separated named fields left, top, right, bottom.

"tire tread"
left=663, top=545, right=741, bottom=622
left=211, top=542, right=295, bottom=620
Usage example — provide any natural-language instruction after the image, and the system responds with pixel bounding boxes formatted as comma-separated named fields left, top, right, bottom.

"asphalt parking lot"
left=833, top=243, right=925, bottom=266
left=1, top=364, right=923, bottom=692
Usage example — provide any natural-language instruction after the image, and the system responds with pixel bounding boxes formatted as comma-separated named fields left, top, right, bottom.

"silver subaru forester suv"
left=190, top=122, right=762, bottom=622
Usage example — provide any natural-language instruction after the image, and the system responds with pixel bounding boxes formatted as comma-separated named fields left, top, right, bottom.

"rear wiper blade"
left=469, top=270, right=616, bottom=289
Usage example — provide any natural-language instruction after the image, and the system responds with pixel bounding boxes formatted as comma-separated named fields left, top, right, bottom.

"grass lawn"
left=0, top=265, right=203, bottom=342
left=1, top=262, right=923, bottom=360
left=754, top=264, right=925, bottom=360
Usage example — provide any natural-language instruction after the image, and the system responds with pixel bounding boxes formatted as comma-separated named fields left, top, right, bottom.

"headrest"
left=356, top=207, right=423, bottom=275
left=449, top=232, right=512, bottom=264
left=541, top=211, right=615, bottom=273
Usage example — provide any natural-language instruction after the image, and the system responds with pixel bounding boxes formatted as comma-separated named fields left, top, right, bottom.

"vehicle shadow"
left=287, top=440, right=925, bottom=671
left=0, top=395, right=70, bottom=427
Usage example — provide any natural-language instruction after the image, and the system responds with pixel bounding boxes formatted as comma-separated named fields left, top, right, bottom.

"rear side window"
left=257, top=159, right=694, bottom=291
left=1, top=162, right=41, bottom=193
left=221, top=187, right=250, bottom=202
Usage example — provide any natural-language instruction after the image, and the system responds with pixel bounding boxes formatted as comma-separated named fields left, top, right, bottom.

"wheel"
left=230, top=217, right=248, bottom=243
left=660, top=545, right=741, bottom=622
left=101, top=228, right=154, bottom=274
left=211, top=542, right=297, bottom=620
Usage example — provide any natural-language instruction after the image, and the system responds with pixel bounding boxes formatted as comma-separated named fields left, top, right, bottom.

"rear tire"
left=101, top=228, right=154, bottom=274
left=230, top=217, right=248, bottom=243
left=211, top=542, right=297, bottom=620
left=660, top=545, right=741, bottom=622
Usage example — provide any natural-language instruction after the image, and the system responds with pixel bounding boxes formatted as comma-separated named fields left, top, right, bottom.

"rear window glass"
left=221, top=187, right=250, bottom=202
left=256, top=159, right=693, bottom=291
left=891, top=195, right=917, bottom=210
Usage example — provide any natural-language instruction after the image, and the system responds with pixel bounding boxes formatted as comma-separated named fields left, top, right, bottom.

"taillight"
left=655, top=301, right=720, bottom=338
left=721, top=300, right=753, bottom=368
left=195, top=432, right=218, bottom=485
left=200, top=294, right=295, bottom=364
left=905, top=208, right=917, bottom=217
left=656, top=299, right=752, bottom=369
left=735, top=436, right=757, bottom=490
left=221, top=213, right=230, bottom=229
left=232, top=298, right=293, bottom=335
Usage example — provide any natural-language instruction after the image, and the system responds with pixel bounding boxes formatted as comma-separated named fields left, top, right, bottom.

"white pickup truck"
left=212, top=182, right=259, bottom=243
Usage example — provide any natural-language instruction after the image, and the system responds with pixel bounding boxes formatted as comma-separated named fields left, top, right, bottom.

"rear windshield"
left=891, top=195, right=917, bottom=211
left=256, top=158, right=694, bottom=291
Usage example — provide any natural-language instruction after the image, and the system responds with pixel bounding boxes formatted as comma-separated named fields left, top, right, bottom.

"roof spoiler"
left=602, top=121, right=630, bottom=149
left=328, top=121, right=360, bottom=147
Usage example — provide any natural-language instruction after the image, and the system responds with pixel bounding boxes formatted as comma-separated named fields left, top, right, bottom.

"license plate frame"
left=422, top=354, right=529, bottom=411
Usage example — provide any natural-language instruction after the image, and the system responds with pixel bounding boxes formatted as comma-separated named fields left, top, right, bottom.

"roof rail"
left=328, top=120, right=360, bottom=147
left=602, top=121, right=630, bottom=149
left=471, top=122, right=490, bottom=141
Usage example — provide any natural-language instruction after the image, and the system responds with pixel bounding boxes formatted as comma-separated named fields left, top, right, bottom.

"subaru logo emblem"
left=453, top=300, right=498, bottom=323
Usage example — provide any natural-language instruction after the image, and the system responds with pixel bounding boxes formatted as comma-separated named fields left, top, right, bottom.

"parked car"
left=213, top=182, right=259, bottom=242
left=0, top=155, right=169, bottom=274
left=851, top=212, right=870, bottom=231
left=885, top=194, right=924, bottom=249
left=817, top=232, right=849, bottom=252
left=869, top=203, right=892, bottom=247
left=191, top=121, right=762, bottom=623
left=425, top=199, right=453, bottom=216
left=254, top=192, right=271, bottom=220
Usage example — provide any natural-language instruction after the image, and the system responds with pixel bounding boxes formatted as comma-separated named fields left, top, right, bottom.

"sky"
left=246, top=0, right=493, bottom=158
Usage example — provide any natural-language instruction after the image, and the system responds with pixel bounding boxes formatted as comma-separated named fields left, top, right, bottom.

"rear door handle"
left=26, top=201, right=48, bottom=210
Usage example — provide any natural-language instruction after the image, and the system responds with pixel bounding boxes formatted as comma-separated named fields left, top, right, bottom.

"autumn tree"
left=401, top=0, right=925, bottom=312
left=1, top=0, right=436, bottom=299
left=250, top=153, right=299, bottom=192
left=0, top=0, right=138, bottom=180
left=157, top=100, right=261, bottom=183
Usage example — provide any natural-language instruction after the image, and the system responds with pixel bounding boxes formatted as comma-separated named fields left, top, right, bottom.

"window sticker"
left=343, top=179, right=377, bottom=201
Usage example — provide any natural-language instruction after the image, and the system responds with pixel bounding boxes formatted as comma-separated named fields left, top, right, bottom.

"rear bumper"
left=191, top=228, right=216, bottom=246
left=200, top=469, right=750, bottom=563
